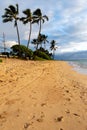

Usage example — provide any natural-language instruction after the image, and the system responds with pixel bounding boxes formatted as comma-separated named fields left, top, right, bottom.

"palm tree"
left=33, top=8, right=49, bottom=38
left=20, top=9, right=33, bottom=48
left=31, top=38, right=39, bottom=50
left=37, top=34, right=49, bottom=49
left=50, top=40, right=57, bottom=59
left=41, top=34, right=49, bottom=49
left=31, top=34, right=49, bottom=50
left=2, top=4, right=20, bottom=45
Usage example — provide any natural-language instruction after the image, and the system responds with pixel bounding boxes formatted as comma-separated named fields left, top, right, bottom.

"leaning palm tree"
left=33, top=8, right=49, bottom=38
left=50, top=40, right=57, bottom=59
left=2, top=4, right=20, bottom=45
left=20, top=9, right=33, bottom=48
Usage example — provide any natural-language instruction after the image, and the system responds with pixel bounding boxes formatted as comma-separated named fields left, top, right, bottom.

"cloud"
left=0, top=40, right=18, bottom=51
left=24, top=31, right=38, bottom=40
left=57, top=41, right=87, bottom=53
left=4, top=41, right=18, bottom=48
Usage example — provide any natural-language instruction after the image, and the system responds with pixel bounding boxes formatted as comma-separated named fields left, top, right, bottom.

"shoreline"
left=67, top=60, right=87, bottom=75
left=0, top=59, right=87, bottom=130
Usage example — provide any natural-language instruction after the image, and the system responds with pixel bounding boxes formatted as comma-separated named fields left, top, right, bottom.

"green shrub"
left=38, top=47, right=52, bottom=57
left=34, top=50, right=51, bottom=60
left=11, top=45, right=33, bottom=59
left=0, top=59, right=2, bottom=62
left=33, top=56, right=45, bottom=61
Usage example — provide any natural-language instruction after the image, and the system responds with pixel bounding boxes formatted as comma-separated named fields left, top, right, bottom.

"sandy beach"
left=0, top=58, right=87, bottom=130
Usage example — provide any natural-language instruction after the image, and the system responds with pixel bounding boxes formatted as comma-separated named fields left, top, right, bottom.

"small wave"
left=68, top=60, right=87, bottom=75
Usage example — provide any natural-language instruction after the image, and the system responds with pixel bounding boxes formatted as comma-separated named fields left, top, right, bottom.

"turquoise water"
left=69, top=60, right=87, bottom=75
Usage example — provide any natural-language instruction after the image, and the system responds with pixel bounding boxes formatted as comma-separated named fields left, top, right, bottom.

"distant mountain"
left=55, top=51, right=87, bottom=60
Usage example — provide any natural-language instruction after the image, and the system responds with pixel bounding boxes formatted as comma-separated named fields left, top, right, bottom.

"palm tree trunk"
left=38, top=19, right=41, bottom=36
left=53, top=49, right=55, bottom=59
left=38, top=20, right=42, bottom=47
left=16, top=21, right=20, bottom=45
left=44, top=43, right=46, bottom=50
left=27, top=21, right=32, bottom=48
left=16, top=21, right=21, bottom=57
left=36, top=44, right=38, bottom=50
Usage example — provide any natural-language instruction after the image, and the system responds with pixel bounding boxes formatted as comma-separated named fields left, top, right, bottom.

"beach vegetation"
left=1, top=52, right=9, bottom=58
left=11, top=45, right=33, bottom=59
left=33, top=50, right=51, bottom=60
left=33, top=56, right=45, bottom=60
left=2, top=4, right=57, bottom=60
left=50, top=40, right=57, bottom=59
left=37, top=34, right=49, bottom=49
left=37, top=47, right=52, bottom=57
left=31, top=34, right=49, bottom=50
left=0, top=59, right=3, bottom=62
left=40, top=34, right=49, bottom=49
left=31, top=38, right=40, bottom=50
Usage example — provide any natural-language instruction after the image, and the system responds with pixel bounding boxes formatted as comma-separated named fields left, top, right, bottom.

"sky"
left=0, top=0, right=87, bottom=53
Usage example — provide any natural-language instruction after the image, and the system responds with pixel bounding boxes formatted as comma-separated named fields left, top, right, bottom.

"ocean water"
left=69, top=60, right=87, bottom=75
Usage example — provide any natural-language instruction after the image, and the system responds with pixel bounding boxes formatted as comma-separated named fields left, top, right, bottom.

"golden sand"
left=0, top=58, right=87, bottom=130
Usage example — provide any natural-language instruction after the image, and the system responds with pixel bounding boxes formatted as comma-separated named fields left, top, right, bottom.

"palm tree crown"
left=2, top=4, right=20, bottom=45
left=31, top=38, right=40, bottom=50
left=38, top=34, right=49, bottom=49
left=50, top=40, right=57, bottom=59
left=41, top=34, right=49, bottom=49
left=33, top=8, right=49, bottom=38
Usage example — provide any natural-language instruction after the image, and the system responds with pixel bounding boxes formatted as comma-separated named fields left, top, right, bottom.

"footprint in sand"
left=5, top=98, right=20, bottom=105
left=24, top=123, right=30, bottom=129
left=54, top=116, right=63, bottom=122
left=65, top=109, right=70, bottom=114
left=41, top=103, right=47, bottom=107
left=34, top=112, right=45, bottom=123
left=66, top=98, right=71, bottom=101
left=0, top=111, right=7, bottom=125
left=73, top=113, right=80, bottom=117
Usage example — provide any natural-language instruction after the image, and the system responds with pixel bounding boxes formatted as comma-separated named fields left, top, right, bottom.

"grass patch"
left=0, top=59, right=2, bottom=63
left=34, top=56, right=45, bottom=61
left=34, top=51, right=51, bottom=60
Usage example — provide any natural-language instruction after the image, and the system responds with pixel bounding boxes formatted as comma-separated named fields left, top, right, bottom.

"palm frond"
left=43, top=15, right=49, bottom=21
left=47, top=40, right=49, bottom=43
left=3, top=18, right=13, bottom=23
left=31, top=39, right=38, bottom=45
left=5, top=8, right=11, bottom=13
left=23, top=9, right=31, bottom=16
left=20, top=17, right=25, bottom=21
left=42, top=19, right=45, bottom=23
left=32, top=19, right=39, bottom=24
left=23, top=19, right=29, bottom=24
left=4, top=8, right=13, bottom=16
left=9, top=5, right=16, bottom=14
left=2, top=14, right=10, bottom=18
left=16, top=4, right=19, bottom=14
left=33, top=8, right=42, bottom=16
